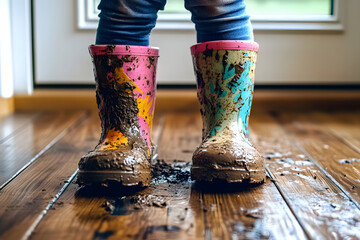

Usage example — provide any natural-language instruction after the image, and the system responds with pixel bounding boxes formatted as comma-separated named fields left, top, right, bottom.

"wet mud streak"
left=147, top=56, right=155, bottom=69
left=151, top=159, right=192, bottom=183
left=203, top=45, right=213, bottom=58
left=233, top=220, right=271, bottom=240
left=142, top=225, right=181, bottom=240
left=93, top=230, right=115, bottom=239
left=92, top=54, right=146, bottom=149
left=102, top=197, right=133, bottom=215
left=193, top=180, right=263, bottom=193
left=338, top=158, right=360, bottom=164
left=102, top=194, right=167, bottom=215
left=97, top=160, right=191, bottom=214
left=131, top=195, right=167, bottom=208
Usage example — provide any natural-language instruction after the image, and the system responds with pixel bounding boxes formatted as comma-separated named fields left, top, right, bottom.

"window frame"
left=77, top=0, right=344, bottom=31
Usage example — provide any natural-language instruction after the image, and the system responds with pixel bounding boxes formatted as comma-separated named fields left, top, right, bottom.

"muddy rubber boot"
left=78, top=45, right=159, bottom=187
left=190, top=41, right=266, bottom=184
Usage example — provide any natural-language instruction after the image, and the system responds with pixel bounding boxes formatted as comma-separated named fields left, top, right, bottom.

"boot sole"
left=77, top=170, right=151, bottom=187
left=191, top=166, right=266, bottom=184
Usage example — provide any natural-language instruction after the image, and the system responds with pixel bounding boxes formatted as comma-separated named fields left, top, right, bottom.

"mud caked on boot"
left=78, top=45, right=159, bottom=187
left=190, top=40, right=266, bottom=184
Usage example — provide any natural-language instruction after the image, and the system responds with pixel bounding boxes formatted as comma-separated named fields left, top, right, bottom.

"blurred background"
left=0, top=0, right=359, bottom=99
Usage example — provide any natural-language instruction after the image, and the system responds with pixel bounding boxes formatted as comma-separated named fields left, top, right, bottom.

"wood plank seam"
left=14, top=111, right=359, bottom=239
left=79, top=113, right=171, bottom=240
left=84, top=114, right=171, bottom=240
left=271, top=114, right=360, bottom=210
left=90, top=204, right=109, bottom=240
left=21, top=112, right=306, bottom=239
left=322, top=124, right=360, bottom=155
left=201, top=193, right=211, bottom=240
left=0, top=112, right=101, bottom=240
left=0, top=111, right=89, bottom=191
left=264, top=168, right=312, bottom=240
left=0, top=113, right=40, bottom=144
left=308, top=112, right=360, bottom=157
left=25, top=113, right=168, bottom=240
left=21, top=170, right=79, bottom=240
left=293, top=136, right=360, bottom=210
left=251, top=112, right=360, bottom=239
left=151, top=114, right=166, bottom=161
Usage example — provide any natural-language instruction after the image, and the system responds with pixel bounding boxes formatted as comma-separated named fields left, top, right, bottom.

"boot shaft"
left=191, top=41, right=258, bottom=142
left=89, top=45, right=159, bottom=151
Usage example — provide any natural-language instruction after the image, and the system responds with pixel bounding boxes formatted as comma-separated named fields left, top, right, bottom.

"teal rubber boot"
left=190, top=40, right=266, bottom=184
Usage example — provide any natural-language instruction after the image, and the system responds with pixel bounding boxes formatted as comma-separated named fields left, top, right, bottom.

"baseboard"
left=13, top=89, right=198, bottom=113
left=0, top=97, right=15, bottom=116
left=13, top=89, right=360, bottom=113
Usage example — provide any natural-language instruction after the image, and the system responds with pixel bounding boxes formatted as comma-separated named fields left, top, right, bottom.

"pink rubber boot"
left=78, top=45, right=159, bottom=187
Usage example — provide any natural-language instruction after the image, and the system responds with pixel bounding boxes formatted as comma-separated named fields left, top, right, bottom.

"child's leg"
left=96, top=0, right=166, bottom=45
left=185, top=0, right=253, bottom=42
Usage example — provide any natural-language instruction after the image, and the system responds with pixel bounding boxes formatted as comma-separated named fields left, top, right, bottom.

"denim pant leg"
left=185, top=0, right=253, bottom=43
left=96, top=0, right=166, bottom=46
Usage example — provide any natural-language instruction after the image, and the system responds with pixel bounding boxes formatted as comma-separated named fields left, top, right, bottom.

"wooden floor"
left=0, top=109, right=360, bottom=240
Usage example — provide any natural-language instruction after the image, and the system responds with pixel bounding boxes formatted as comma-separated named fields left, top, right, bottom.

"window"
left=163, top=0, right=332, bottom=15
left=78, top=0, right=343, bottom=31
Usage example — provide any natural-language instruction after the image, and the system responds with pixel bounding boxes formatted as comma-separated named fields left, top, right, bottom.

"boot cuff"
left=89, top=44, right=159, bottom=56
left=190, top=40, right=259, bottom=55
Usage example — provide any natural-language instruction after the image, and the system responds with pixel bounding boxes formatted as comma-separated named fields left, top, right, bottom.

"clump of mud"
left=131, top=195, right=167, bottom=208
left=151, top=159, right=192, bottom=183
left=338, top=158, right=360, bottom=164
left=100, top=160, right=191, bottom=214
left=103, top=194, right=167, bottom=215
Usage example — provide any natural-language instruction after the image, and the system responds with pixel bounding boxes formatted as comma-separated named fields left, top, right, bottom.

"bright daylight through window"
left=163, top=0, right=333, bottom=15
left=88, top=0, right=337, bottom=30
left=93, top=0, right=333, bottom=16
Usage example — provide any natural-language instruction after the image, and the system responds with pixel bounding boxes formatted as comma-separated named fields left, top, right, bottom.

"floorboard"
left=250, top=113, right=360, bottom=239
left=274, top=112, right=360, bottom=207
left=310, top=112, right=360, bottom=154
left=156, top=113, right=202, bottom=162
left=0, top=112, right=98, bottom=240
left=201, top=180, right=307, bottom=240
left=95, top=113, right=308, bottom=240
left=0, top=112, right=39, bottom=142
left=0, top=111, right=86, bottom=189
left=29, top=112, right=173, bottom=240
left=1, top=110, right=359, bottom=240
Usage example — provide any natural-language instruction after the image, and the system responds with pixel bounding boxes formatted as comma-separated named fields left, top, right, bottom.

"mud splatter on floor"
left=103, top=197, right=133, bottom=215
left=131, top=194, right=167, bottom=208
left=102, top=194, right=167, bottom=215
left=93, top=230, right=115, bottom=239
left=338, top=158, right=360, bottom=164
left=233, top=219, right=271, bottom=240
left=142, top=225, right=181, bottom=239
left=151, top=159, right=192, bottom=184
left=266, top=152, right=283, bottom=159
left=100, top=160, right=192, bottom=213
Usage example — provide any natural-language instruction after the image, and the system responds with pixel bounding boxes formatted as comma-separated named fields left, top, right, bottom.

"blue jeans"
left=96, top=0, right=253, bottom=46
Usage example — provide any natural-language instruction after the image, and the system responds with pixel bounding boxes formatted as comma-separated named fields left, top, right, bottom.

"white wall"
left=34, top=0, right=360, bottom=85
left=0, top=0, right=14, bottom=97
left=11, top=0, right=33, bottom=94
left=0, top=0, right=33, bottom=95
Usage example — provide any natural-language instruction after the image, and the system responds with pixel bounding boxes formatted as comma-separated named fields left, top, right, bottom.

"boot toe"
left=78, top=148, right=151, bottom=187
left=191, top=141, right=266, bottom=184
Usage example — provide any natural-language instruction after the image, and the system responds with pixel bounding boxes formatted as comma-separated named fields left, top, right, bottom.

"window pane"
left=162, top=0, right=333, bottom=15
left=163, top=0, right=187, bottom=13
left=93, top=0, right=333, bottom=16
left=246, top=0, right=332, bottom=15
left=94, top=0, right=100, bottom=13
